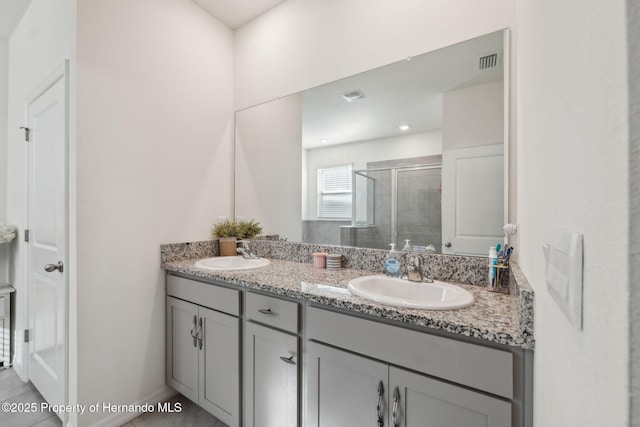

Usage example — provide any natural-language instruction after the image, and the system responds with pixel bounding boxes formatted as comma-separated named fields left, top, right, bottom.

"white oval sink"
left=347, top=275, right=474, bottom=310
left=194, top=256, right=270, bottom=271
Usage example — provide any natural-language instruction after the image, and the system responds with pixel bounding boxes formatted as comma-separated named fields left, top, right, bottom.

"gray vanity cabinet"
left=166, top=275, right=241, bottom=427
left=389, top=366, right=511, bottom=426
left=244, top=322, right=299, bottom=427
left=306, top=306, right=514, bottom=427
left=305, top=341, right=388, bottom=427
left=244, top=292, right=300, bottom=427
left=166, top=297, right=199, bottom=402
left=306, top=341, right=511, bottom=427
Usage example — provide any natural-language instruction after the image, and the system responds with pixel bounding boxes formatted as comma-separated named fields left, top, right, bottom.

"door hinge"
left=24, top=329, right=31, bottom=343
left=19, top=126, right=30, bottom=142
left=24, top=229, right=29, bottom=243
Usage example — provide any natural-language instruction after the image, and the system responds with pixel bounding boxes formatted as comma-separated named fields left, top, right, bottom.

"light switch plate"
left=543, top=229, right=583, bottom=330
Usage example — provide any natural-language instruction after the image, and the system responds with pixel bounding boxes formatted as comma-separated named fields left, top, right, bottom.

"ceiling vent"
left=477, top=52, right=501, bottom=71
left=342, top=90, right=365, bottom=102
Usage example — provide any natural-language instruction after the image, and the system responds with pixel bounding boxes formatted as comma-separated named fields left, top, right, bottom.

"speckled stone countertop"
left=162, top=253, right=535, bottom=350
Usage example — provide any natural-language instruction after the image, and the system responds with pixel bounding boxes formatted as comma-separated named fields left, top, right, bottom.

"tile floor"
left=0, top=368, right=227, bottom=427
left=0, top=368, right=62, bottom=427
left=120, top=393, right=227, bottom=427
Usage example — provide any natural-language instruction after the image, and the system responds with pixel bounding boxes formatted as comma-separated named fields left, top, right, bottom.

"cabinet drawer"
left=307, top=307, right=513, bottom=399
left=246, top=292, right=299, bottom=333
left=167, top=274, right=240, bottom=316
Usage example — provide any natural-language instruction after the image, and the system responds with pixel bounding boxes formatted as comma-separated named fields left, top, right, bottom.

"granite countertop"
left=163, top=256, right=534, bottom=350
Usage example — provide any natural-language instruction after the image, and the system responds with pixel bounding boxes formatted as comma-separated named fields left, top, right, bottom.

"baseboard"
left=87, top=385, right=177, bottom=427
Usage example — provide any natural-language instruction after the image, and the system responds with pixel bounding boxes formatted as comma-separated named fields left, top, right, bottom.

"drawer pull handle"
left=377, top=381, right=384, bottom=427
left=392, top=386, right=400, bottom=427
left=279, top=355, right=296, bottom=365
left=258, top=308, right=273, bottom=315
left=190, top=315, right=198, bottom=348
left=197, top=317, right=203, bottom=350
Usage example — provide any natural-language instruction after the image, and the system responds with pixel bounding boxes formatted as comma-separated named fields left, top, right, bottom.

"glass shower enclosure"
left=342, top=162, right=442, bottom=252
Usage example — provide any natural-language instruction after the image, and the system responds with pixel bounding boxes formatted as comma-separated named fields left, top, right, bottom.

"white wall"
left=7, top=0, right=77, bottom=391
left=304, top=131, right=442, bottom=220
left=76, top=0, right=234, bottom=425
left=0, top=38, right=8, bottom=286
left=516, top=0, right=629, bottom=425
left=235, top=94, right=302, bottom=241
left=0, top=38, right=7, bottom=220
left=630, top=0, right=640, bottom=423
left=234, top=0, right=517, bottom=110
left=443, top=81, right=504, bottom=150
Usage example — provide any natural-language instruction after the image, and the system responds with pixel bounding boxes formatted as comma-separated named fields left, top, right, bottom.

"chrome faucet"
left=405, top=255, right=422, bottom=282
left=404, top=255, right=433, bottom=283
left=236, top=240, right=259, bottom=259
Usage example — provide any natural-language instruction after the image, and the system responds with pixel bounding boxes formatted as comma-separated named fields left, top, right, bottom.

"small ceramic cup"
left=312, top=252, right=327, bottom=268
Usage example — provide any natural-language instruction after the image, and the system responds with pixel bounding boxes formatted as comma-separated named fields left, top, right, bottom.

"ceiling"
left=0, top=0, right=284, bottom=38
left=302, top=31, right=504, bottom=149
left=191, top=0, right=287, bottom=29
left=0, top=0, right=31, bottom=39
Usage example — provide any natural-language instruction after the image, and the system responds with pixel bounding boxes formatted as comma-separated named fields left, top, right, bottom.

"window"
left=317, top=165, right=353, bottom=219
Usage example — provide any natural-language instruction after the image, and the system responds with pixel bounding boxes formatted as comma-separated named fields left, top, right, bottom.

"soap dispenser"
left=384, top=243, right=401, bottom=277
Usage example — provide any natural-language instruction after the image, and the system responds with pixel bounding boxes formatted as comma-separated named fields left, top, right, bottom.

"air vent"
left=477, top=52, right=500, bottom=71
left=342, top=90, right=365, bottom=102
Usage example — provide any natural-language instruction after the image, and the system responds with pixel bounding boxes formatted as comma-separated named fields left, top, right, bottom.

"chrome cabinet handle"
left=197, top=317, right=203, bottom=350
left=258, top=308, right=272, bottom=315
left=190, top=315, right=198, bottom=348
left=44, top=261, right=64, bottom=273
left=377, top=381, right=384, bottom=427
left=279, top=355, right=296, bottom=365
left=392, top=387, right=400, bottom=427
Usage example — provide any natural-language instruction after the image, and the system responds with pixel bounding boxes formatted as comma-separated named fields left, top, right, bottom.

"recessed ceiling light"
left=320, top=139, right=329, bottom=144
left=399, top=124, right=410, bottom=131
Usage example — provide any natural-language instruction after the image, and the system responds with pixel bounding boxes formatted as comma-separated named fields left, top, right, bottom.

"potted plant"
left=212, top=219, right=264, bottom=256
left=212, top=219, right=240, bottom=256
left=237, top=219, right=263, bottom=239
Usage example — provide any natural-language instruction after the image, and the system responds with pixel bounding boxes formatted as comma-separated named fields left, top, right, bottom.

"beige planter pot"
left=218, top=237, right=238, bottom=257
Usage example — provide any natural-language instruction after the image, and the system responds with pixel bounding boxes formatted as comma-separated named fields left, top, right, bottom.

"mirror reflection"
left=235, top=30, right=508, bottom=256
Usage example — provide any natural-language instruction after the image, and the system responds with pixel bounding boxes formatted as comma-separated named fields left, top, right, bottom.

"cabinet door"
left=166, top=297, right=199, bottom=403
left=306, top=342, right=388, bottom=427
left=199, top=306, right=241, bottom=427
left=389, top=366, right=511, bottom=427
left=244, top=322, right=299, bottom=427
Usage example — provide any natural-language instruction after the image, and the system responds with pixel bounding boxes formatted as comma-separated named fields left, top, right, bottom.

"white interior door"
left=26, top=64, right=68, bottom=417
left=441, top=144, right=504, bottom=256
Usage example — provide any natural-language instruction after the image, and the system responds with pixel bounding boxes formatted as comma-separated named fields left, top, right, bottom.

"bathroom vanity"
left=162, top=243, right=533, bottom=427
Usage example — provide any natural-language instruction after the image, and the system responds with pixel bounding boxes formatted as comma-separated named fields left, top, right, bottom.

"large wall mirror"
left=235, top=29, right=509, bottom=256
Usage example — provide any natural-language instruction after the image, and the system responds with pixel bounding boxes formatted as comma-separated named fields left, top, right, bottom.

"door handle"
left=44, top=261, right=64, bottom=273
left=444, top=242, right=452, bottom=248
left=279, top=355, right=296, bottom=365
